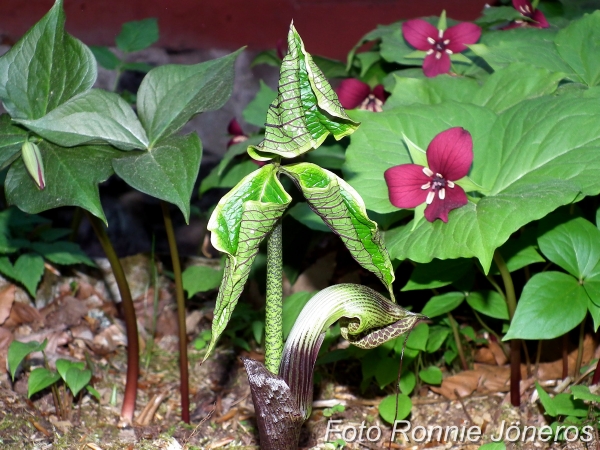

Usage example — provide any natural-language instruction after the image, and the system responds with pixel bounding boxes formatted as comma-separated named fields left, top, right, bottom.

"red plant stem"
left=160, top=201, right=190, bottom=423
left=86, top=212, right=139, bottom=423
left=493, top=250, right=520, bottom=407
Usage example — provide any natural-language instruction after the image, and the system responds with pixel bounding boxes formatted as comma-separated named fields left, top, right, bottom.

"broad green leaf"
left=538, top=216, right=600, bottom=280
left=555, top=11, right=600, bottom=87
left=304, top=142, right=346, bottom=171
left=28, top=368, right=61, bottom=398
left=282, top=291, right=315, bottom=339
left=385, top=75, right=479, bottom=110
left=426, top=326, right=450, bottom=353
left=17, top=90, right=148, bottom=150
left=5, top=143, right=120, bottom=223
left=205, top=164, right=292, bottom=359
left=250, top=50, right=281, bottom=68
left=31, top=241, right=95, bottom=266
left=472, top=63, right=563, bottom=113
left=121, top=62, right=153, bottom=73
left=466, top=290, right=509, bottom=320
left=55, top=359, right=85, bottom=381
left=112, top=133, right=201, bottom=222
left=13, top=253, right=45, bottom=297
left=64, top=366, right=92, bottom=396
left=489, top=232, right=545, bottom=274
left=218, top=136, right=264, bottom=176
left=137, top=49, right=242, bottom=145
left=570, top=385, right=600, bottom=403
left=199, top=160, right=258, bottom=195
left=406, top=322, right=429, bottom=351
left=421, top=292, right=465, bottom=318
left=419, top=366, right=442, bottom=385
left=282, top=163, right=395, bottom=295
left=89, top=46, right=120, bottom=70
left=347, top=21, right=401, bottom=70
left=247, top=24, right=358, bottom=161
left=346, top=96, right=600, bottom=271
left=38, top=228, right=72, bottom=242
left=8, top=339, right=47, bottom=381
left=116, top=18, right=159, bottom=53
left=287, top=202, right=331, bottom=232
left=402, top=258, right=472, bottom=291
left=475, top=6, right=525, bottom=25
left=242, top=80, right=277, bottom=128
left=0, top=0, right=96, bottom=120
left=182, top=265, right=223, bottom=298
left=399, top=371, right=416, bottom=395
left=376, top=357, right=400, bottom=389
left=505, top=272, right=588, bottom=340
left=312, top=55, right=347, bottom=79
left=379, top=394, right=412, bottom=423
left=0, top=115, right=27, bottom=170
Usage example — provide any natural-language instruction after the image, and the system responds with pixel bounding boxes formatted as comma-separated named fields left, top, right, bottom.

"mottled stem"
left=160, top=201, right=189, bottom=423
left=448, top=312, right=468, bottom=371
left=265, top=220, right=283, bottom=374
left=86, top=212, right=138, bottom=422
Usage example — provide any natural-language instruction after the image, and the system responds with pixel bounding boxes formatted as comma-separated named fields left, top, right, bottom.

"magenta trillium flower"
left=384, top=127, right=473, bottom=223
left=506, top=0, right=549, bottom=29
left=336, top=79, right=386, bottom=112
left=402, top=20, right=481, bottom=77
left=227, top=118, right=248, bottom=148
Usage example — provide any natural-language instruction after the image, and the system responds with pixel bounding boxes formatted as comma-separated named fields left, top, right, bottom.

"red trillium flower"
left=227, top=118, right=248, bottom=148
left=505, top=0, right=549, bottom=29
left=336, top=79, right=387, bottom=112
left=384, top=127, right=473, bottom=223
left=402, top=20, right=481, bottom=77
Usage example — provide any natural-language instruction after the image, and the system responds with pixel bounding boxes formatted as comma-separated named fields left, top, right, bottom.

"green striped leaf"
left=247, top=23, right=358, bottom=161
left=205, top=164, right=291, bottom=360
left=282, top=163, right=395, bottom=297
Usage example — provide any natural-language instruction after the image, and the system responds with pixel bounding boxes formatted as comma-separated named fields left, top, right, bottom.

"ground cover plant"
left=3, top=0, right=600, bottom=448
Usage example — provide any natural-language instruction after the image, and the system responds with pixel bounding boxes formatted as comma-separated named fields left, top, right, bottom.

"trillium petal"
left=530, top=9, right=549, bottom=28
left=384, top=164, right=430, bottom=208
left=512, top=0, right=533, bottom=14
left=422, top=52, right=451, bottom=77
left=426, top=127, right=473, bottom=180
left=402, top=19, right=438, bottom=51
left=424, top=184, right=468, bottom=223
left=444, top=23, right=482, bottom=53
left=371, top=85, right=387, bottom=102
left=228, top=118, right=244, bottom=136
left=336, top=78, right=371, bottom=109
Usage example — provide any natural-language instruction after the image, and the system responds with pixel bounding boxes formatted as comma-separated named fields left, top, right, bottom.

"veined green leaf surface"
left=113, top=133, right=202, bottom=222
left=0, top=0, right=96, bottom=120
left=137, top=49, right=242, bottom=146
left=282, top=163, right=395, bottom=296
left=17, top=90, right=148, bottom=150
left=116, top=18, right=159, bottom=53
left=205, top=164, right=292, bottom=360
left=248, top=23, right=358, bottom=161
left=0, top=115, right=27, bottom=169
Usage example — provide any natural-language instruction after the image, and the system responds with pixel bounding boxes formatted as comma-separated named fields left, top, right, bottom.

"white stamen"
left=423, top=167, right=434, bottom=177
left=447, top=180, right=455, bottom=188
left=445, top=49, right=453, bottom=55
left=426, top=191, right=435, bottom=204
left=427, top=37, right=436, bottom=45
left=438, top=29, right=444, bottom=39
left=439, top=188, right=446, bottom=200
left=443, top=39, right=450, bottom=45
left=421, top=182, right=431, bottom=190
left=426, top=49, right=434, bottom=55
left=436, top=51, right=442, bottom=60
left=524, top=5, right=531, bottom=13
left=436, top=173, right=443, bottom=178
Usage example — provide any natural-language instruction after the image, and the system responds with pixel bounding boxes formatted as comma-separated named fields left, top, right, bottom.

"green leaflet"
left=282, top=163, right=395, bottom=297
left=247, top=23, right=358, bottom=161
left=0, top=115, right=28, bottom=170
left=205, top=164, right=292, bottom=360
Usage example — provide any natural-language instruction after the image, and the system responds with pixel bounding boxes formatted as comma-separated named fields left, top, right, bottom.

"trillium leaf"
left=345, top=96, right=600, bottom=272
left=466, top=290, right=509, bottom=320
left=8, top=339, right=48, bottom=381
left=205, top=164, right=292, bottom=360
left=421, top=292, right=465, bottom=317
left=386, top=75, right=479, bottom=110
left=0, top=115, right=27, bottom=170
left=28, top=368, right=61, bottom=398
left=243, top=80, right=277, bottom=128
left=402, top=258, right=472, bottom=291
left=504, top=272, right=587, bottom=340
left=0, top=0, right=96, bottom=120
left=112, top=133, right=202, bottom=222
left=31, top=241, right=95, bottom=267
left=13, top=253, right=45, bottom=297
left=247, top=23, right=359, bottom=161
left=282, top=163, right=395, bottom=296
left=137, top=49, right=242, bottom=146
left=64, top=366, right=92, bottom=397
left=17, top=90, right=148, bottom=150
left=5, top=142, right=120, bottom=223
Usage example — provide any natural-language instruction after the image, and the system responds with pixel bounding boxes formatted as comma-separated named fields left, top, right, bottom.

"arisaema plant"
left=205, top=22, right=423, bottom=449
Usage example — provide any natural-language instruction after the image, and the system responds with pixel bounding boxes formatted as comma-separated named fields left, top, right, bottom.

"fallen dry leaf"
left=4, top=301, right=43, bottom=328
left=0, top=284, right=15, bottom=325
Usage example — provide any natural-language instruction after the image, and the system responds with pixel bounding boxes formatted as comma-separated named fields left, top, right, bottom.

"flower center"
left=359, top=94, right=383, bottom=112
left=426, top=30, right=453, bottom=59
left=421, top=167, right=456, bottom=204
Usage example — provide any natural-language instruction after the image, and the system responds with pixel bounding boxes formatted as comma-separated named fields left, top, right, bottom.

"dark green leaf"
left=419, top=366, right=442, bottom=385
left=250, top=50, right=281, bottom=68
left=505, top=272, right=588, bottom=340
left=218, top=136, right=264, bottom=176
left=402, top=259, right=472, bottom=291
left=312, top=55, right=347, bottom=79
left=38, top=228, right=71, bottom=242
left=8, top=339, right=47, bottom=381
left=28, top=368, right=61, bottom=398
left=17, top=89, right=148, bottom=150
left=304, top=143, right=346, bottom=170
left=199, top=160, right=258, bottom=195
left=421, top=292, right=465, bottom=318
left=31, top=241, right=95, bottom=266
left=379, top=394, right=412, bottom=423
left=489, top=233, right=545, bottom=274
left=426, top=326, right=450, bottom=353
left=113, top=133, right=201, bottom=222
left=137, top=49, right=242, bottom=145
left=282, top=291, right=315, bottom=339
left=13, top=253, right=45, bottom=297
left=287, top=202, right=331, bottom=232
left=406, top=322, right=429, bottom=351
left=243, top=80, right=277, bottom=128
left=0, top=115, right=27, bottom=170
left=475, top=6, right=525, bottom=25
left=386, top=75, right=479, bottom=110
left=0, top=0, right=96, bottom=120
left=116, top=18, right=159, bottom=53
left=89, top=46, right=120, bottom=70
left=375, top=357, right=400, bottom=389
left=121, top=62, right=153, bottom=73
left=466, top=290, right=509, bottom=320
left=182, top=265, right=223, bottom=298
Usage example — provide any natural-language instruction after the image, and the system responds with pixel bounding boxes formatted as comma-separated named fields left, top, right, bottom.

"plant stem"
left=447, top=312, right=468, bottom=371
left=534, top=340, right=542, bottom=378
left=265, top=220, right=283, bottom=374
left=472, top=310, right=509, bottom=360
left=575, top=318, right=586, bottom=378
left=493, top=249, right=520, bottom=407
left=43, top=350, right=64, bottom=419
left=86, top=212, right=139, bottom=423
left=562, top=333, right=569, bottom=379
left=69, top=207, right=84, bottom=242
left=160, top=201, right=190, bottom=424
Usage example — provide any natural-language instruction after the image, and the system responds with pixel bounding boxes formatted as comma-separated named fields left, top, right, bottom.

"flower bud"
left=21, top=141, right=46, bottom=190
